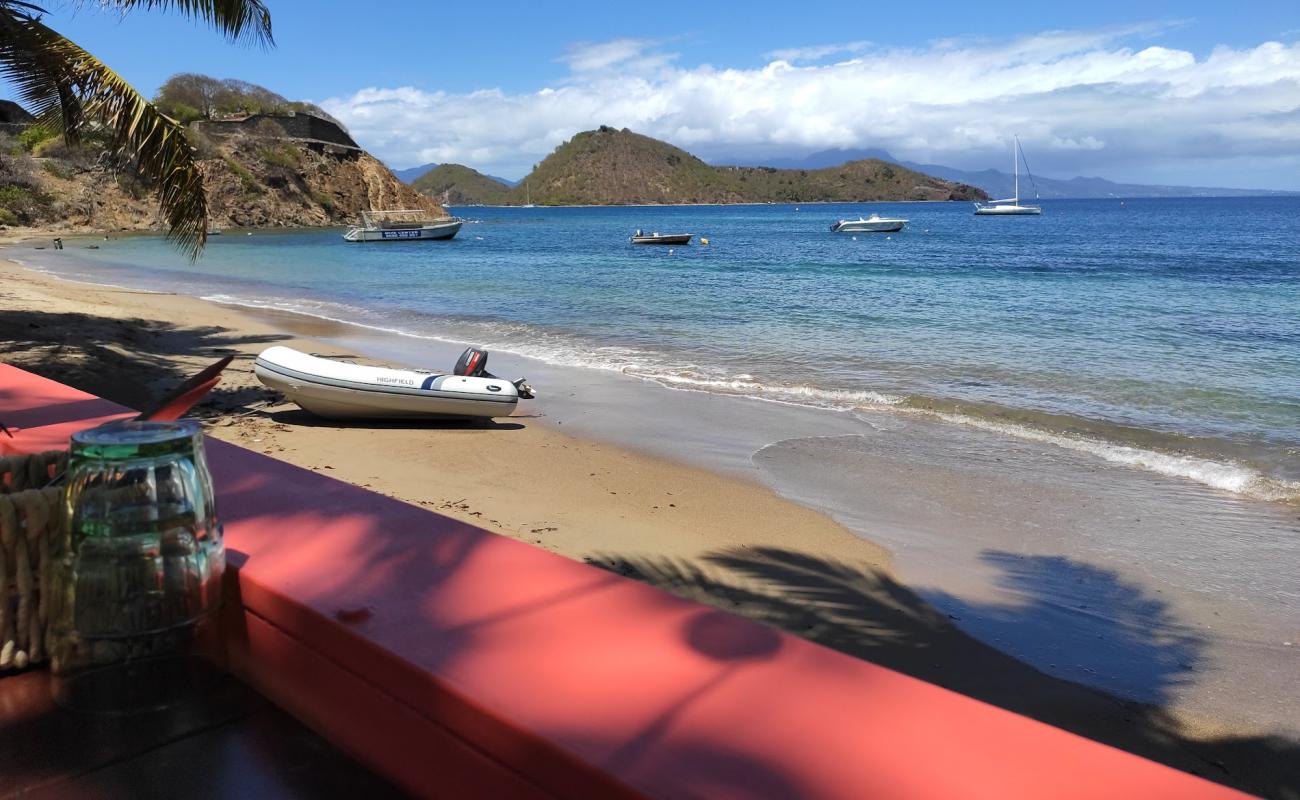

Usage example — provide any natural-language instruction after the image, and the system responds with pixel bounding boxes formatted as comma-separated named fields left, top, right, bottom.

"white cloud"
left=765, top=41, right=872, bottom=63
left=557, top=38, right=678, bottom=76
left=320, top=27, right=1300, bottom=187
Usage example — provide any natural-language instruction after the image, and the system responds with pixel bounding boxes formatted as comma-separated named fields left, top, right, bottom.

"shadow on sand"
left=267, top=408, right=525, bottom=432
left=588, top=546, right=1300, bottom=799
left=0, top=308, right=288, bottom=415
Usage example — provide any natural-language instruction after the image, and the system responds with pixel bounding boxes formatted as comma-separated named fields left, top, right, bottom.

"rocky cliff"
left=0, top=113, right=442, bottom=235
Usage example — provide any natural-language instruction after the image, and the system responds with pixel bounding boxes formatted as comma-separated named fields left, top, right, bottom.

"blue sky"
left=8, top=1, right=1300, bottom=187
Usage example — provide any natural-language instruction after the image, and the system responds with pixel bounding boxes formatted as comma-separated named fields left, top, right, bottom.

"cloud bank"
left=320, top=28, right=1300, bottom=187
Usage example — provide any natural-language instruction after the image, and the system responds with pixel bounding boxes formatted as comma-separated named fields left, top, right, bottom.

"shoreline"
left=16, top=235, right=1294, bottom=507
left=2, top=256, right=1298, bottom=796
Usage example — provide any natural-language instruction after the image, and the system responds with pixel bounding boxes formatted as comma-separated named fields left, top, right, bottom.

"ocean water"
left=28, top=197, right=1300, bottom=503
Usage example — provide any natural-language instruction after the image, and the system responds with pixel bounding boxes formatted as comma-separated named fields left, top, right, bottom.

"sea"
left=11, top=196, right=1300, bottom=730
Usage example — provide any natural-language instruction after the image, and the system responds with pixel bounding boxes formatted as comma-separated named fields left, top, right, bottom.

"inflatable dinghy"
left=254, top=346, right=535, bottom=420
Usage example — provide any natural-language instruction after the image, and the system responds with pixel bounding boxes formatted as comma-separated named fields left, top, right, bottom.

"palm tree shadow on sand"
left=588, top=546, right=1300, bottom=799
left=918, top=550, right=1203, bottom=706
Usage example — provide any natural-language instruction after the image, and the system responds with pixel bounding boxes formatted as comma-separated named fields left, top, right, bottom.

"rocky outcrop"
left=0, top=113, right=442, bottom=234
left=196, top=125, right=441, bottom=228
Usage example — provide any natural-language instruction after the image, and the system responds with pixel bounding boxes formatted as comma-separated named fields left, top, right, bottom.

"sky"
left=6, top=1, right=1300, bottom=188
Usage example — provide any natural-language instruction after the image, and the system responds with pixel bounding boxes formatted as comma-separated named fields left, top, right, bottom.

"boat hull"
left=973, top=204, right=1042, bottom=216
left=831, top=218, right=907, bottom=233
left=254, top=346, right=518, bottom=419
left=631, top=234, right=693, bottom=245
left=343, top=219, right=463, bottom=242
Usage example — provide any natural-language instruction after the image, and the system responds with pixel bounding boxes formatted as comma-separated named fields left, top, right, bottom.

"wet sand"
left=2, top=254, right=1297, bottom=798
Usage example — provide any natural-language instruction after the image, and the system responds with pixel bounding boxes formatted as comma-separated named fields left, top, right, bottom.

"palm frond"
left=102, top=0, right=274, bottom=46
left=0, top=9, right=208, bottom=256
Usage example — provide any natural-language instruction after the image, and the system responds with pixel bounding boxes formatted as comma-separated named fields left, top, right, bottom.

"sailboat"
left=521, top=179, right=535, bottom=208
left=974, top=136, right=1042, bottom=216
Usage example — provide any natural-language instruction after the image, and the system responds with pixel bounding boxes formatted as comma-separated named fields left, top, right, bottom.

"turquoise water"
left=25, top=197, right=1300, bottom=502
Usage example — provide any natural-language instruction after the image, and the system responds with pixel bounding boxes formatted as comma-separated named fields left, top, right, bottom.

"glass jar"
left=48, top=419, right=225, bottom=713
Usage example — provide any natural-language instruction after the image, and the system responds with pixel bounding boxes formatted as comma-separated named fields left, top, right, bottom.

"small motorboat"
left=254, top=346, right=535, bottom=420
left=631, top=230, right=693, bottom=245
left=830, top=214, right=908, bottom=233
left=343, top=210, right=463, bottom=242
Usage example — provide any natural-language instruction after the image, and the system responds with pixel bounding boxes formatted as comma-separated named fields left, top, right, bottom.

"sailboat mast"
left=1013, top=136, right=1019, bottom=204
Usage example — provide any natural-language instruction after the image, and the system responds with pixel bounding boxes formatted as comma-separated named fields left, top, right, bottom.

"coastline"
left=2, top=255, right=1298, bottom=797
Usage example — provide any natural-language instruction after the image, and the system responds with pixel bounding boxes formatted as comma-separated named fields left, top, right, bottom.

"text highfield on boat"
left=974, top=136, right=1043, bottom=216
left=343, top=210, right=463, bottom=242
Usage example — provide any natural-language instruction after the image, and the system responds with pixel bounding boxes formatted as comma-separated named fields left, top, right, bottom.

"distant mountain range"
left=405, top=127, right=986, bottom=206
left=393, top=162, right=516, bottom=187
left=712, top=149, right=1298, bottom=199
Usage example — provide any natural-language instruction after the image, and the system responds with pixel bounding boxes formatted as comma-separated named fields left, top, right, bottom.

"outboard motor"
left=454, top=346, right=490, bottom=377
left=453, top=346, right=537, bottom=400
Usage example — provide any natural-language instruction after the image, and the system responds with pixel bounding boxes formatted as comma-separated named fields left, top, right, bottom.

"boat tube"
left=254, top=345, right=535, bottom=420
left=631, top=231, right=693, bottom=245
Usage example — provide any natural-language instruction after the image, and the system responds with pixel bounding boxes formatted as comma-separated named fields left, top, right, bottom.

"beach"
left=2, top=251, right=1297, bottom=798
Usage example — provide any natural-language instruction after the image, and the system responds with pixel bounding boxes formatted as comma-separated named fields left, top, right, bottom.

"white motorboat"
left=254, top=346, right=535, bottom=420
left=974, top=136, right=1042, bottom=216
left=343, top=210, right=463, bottom=242
left=830, top=214, right=908, bottom=233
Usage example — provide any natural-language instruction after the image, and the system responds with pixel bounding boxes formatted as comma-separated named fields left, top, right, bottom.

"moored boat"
left=631, top=230, right=693, bottom=245
left=974, top=136, right=1042, bottom=216
left=254, top=346, right=534, bottom=419
left=830, top=214, right=908, bottom=233
left=343, top=210, right=463, bottom=242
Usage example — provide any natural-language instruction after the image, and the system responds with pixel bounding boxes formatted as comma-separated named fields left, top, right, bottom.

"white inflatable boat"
left=254, top=346, right=535, bottom=420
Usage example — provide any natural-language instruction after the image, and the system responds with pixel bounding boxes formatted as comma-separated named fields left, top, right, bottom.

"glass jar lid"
left=72, top=419, right=201, bottom=460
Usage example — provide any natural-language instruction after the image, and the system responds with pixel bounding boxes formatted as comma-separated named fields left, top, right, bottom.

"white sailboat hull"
left=974, top=203, right=1042, bottom=215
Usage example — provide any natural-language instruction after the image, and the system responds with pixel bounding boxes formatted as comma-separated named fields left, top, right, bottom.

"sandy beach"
left=2, top=253, right=1296, bottom=798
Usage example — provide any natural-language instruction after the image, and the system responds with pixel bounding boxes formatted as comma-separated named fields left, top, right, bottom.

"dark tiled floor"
left=1, top=670, right=404, bottom=799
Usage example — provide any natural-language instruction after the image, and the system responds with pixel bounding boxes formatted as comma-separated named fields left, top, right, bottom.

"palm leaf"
left=103, top=0, right=274, bottom=46
left=0, top=8, right=208, bottom=256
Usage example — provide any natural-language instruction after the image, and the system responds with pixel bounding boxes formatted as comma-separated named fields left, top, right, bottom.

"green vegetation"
left=0, top=0, right=276, bottom=255
left=154, top=73, right=346, bottom=130
left=0, top=143, right=50, bottom=223
left=411, top=163, right=513, bottom=205
left=503, top=127, right=987, bottom=206
left=0, top=183, right=50, bottom=224
left=15, top=126, right=55, bottom=152
left=223, top=156, right=262, bottom=195
left=259, top=143, right=301, bottom=169
left=42, top=160, right=70, bottom=179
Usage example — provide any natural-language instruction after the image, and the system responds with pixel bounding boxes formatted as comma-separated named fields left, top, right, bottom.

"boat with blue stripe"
left=254, top=346, right=534, bottom=419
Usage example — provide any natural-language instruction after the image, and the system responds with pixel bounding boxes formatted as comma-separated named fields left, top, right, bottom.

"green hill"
left=497, top=126, right=986, bottom=205
left=411, top=163, right=513, bottom=205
